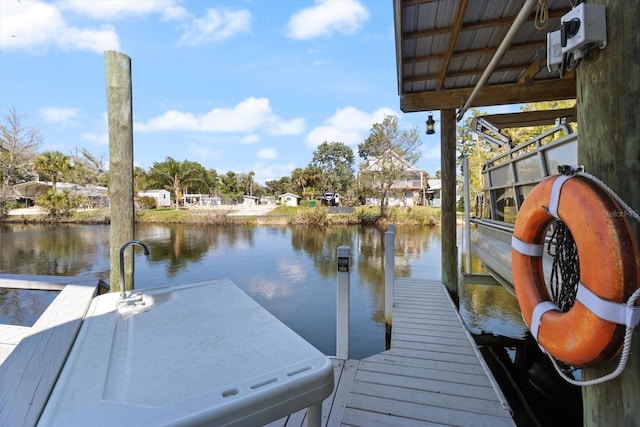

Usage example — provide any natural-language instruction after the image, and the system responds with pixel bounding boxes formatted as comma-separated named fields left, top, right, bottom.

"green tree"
left=239, top=170, right=255, bottom=196
left=302, top=165, right=323, bottom=199
left=38, top=189, right=79, bottom=219
left=456, top=108, right=497, bottom=211
left=147, top=157, right=208, bottom=207
left=0, top=107, right=42, bottom=213
left=291, top=168, right=306, bottom=196
left=358, top=115, right=422, bottom=216
left=34, top=151, right=71, bottom=189
left=220, top=171, right=242, bottom=202
left=265, top=176, right=293, bottom=196
left=310, top=141, right=355, bottom=194
left=511, top=100, right=577, bottom=144
left=74, top=149, right=107, bottom=187
left=206, top=169, right=220, bottom=196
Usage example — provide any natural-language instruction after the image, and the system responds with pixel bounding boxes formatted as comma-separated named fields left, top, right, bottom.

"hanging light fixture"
left=425, top=114, right=435, bottom=135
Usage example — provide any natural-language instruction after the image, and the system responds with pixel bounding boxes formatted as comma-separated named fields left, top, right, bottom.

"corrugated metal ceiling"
left=394, top=0, right=577, bottom=113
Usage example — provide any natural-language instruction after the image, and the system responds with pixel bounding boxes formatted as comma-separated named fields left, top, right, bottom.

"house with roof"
left=278, top=192, right=300, bottom=207
left=358, top=150, right=426, bottom=206
left=138, top=189, right=171, bottom=207
left=14, top=181, right=109, bottom=207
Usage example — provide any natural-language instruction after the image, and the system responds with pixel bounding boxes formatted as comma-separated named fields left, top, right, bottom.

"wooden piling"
left=105, top=51, right=135, bottom=293
left=577, top=1, right=640, bottom=424
left=440, top=108, right=458, bottom=299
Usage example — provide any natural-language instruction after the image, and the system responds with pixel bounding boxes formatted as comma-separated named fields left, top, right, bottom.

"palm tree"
left=34, top=151, right=70, bottom=189
left=291, top=168, right=306, bottom=195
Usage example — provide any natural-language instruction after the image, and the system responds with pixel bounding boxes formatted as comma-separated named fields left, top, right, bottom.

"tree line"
left=2, top=108, right=429, bottom=215
left=2, top=100, right=574, bottom=216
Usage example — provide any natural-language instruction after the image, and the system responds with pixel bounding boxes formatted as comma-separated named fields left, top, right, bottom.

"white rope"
left=542, top=167, right=640, bottom=386
left=546, top=288, right=640, bottom=386
left=578, top=170, right=640, bottom=223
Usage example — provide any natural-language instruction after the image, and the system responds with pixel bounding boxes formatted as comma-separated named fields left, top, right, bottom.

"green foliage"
left=310, top=141, right=355, bottom=193
left=34, top=151, right=70, bottom=187
left=357, top=209, right=380, bottom=225
left=358, top=115, right=422, bottom=217
left=291, top=206, right=328, bottom=225
left=37, top=189, right=78, bottom=218
left=138, top=196, right=157, bottom=209
left=265, top=176, right=293, bottom=196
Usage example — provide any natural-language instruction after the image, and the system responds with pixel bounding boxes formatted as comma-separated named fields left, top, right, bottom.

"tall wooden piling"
left=105, top=51, right=135, bottom=293
left=577, top=1, right=639, bottom=424
left=440, top=108, right=458, bottom=299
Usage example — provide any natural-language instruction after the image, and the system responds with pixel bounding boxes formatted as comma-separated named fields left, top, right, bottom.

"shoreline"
left=2, top=205, right=448, bottom=226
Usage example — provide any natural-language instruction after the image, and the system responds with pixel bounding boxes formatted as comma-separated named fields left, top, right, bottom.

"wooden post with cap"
left=105, top=51, right=135, bottom=294
left=577, top=1, right=640, bottom=424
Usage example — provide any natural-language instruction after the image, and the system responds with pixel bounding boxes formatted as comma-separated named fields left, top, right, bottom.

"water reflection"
left=2, top=223, right=450, bottom=360
left=1, top=222, right=580, bottom=423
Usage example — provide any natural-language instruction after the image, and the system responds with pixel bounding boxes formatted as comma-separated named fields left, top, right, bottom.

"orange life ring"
left=511, top=174, right=640, bottom=367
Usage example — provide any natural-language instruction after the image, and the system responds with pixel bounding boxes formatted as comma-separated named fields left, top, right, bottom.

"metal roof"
left=394, top=0, right=577, bottom=114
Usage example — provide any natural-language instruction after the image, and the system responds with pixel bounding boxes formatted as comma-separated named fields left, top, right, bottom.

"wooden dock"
left=269, top=278, right=516, bottom=427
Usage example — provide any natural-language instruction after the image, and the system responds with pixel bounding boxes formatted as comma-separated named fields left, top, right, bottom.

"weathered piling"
left=105, top=51, right=135, bottom=293
left=577, top=1, right=640, bottom=424
left=440, top=108, right=459, bottom=299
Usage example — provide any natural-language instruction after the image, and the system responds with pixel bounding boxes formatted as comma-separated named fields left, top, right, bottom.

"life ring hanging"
left=511, top=173, right=640, bottom=367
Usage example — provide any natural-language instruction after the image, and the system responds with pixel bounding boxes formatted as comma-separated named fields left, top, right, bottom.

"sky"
left=0, top=0, right=512, bottom=184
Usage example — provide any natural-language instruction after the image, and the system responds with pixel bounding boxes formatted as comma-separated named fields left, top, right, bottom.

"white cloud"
left=305, top=106, right=396, bottom=147
left=258, top=148, right=277, bottom=160
left=287, top=0, right=369, bottom=40
left=40, top=107, right=79, bottom=124
left=135, top=97, right=305, bottom=136
left=60, top=0, right=188, bottom=21
left=265, top=117, right=306, bottom=135
left=0, top=0, right=119, bottom=53
left=81, top=131, right=108, bottom=145
left=242, top=134, right=260, bottom=145
left=178, top=8, right=251, bottom=46
left=58, top=25, right=119, bottom=53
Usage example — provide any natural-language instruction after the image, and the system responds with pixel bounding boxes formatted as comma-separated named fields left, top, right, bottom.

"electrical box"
left=338, top=257, right=349, bottom=272
left=561, top=3, right=607, bottom=58
left=546, top=30, right=563, bottom=73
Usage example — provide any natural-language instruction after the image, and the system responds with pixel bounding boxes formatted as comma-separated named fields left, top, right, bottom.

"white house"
left=358, top=150, right=425, bottom=206
left=242, top=195, right=259, bottom=205
left=13, top=181, right=109, bottom=207
left=426, top=179, right=442, bottom=206
left=278, top=192, right=300, bottom=207
left=138, top=189, right=171, bottom=207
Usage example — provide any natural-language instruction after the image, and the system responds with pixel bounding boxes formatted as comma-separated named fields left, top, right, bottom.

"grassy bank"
left=2, top=205, right=441, bottom=226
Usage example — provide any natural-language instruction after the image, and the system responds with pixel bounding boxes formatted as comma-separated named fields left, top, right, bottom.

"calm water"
left=0, top=223, right=580, bottom=425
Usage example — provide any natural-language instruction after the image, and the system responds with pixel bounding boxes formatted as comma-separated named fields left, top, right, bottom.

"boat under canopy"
left=468, top=111, right=578, bottom=295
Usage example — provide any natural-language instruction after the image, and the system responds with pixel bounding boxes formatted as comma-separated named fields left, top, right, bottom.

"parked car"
left=321, top=191, right=340, bottom=206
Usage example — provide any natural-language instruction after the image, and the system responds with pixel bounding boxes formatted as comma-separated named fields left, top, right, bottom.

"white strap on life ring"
left=577, top=283, right=640, bottom=328
left=511, top=235, right=544, bottom=256
left=530, top=301, right=558, bottom=340
left=547, top=174, right=573, bottom=219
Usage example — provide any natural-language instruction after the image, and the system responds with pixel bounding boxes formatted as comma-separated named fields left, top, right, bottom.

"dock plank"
left=334, top=279, right=515, bottom=427
left=0, top=280, right=98, bottom=427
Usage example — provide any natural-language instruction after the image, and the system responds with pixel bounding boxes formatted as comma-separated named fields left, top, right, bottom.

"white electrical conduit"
left=456, top=0, right=538, bottom=121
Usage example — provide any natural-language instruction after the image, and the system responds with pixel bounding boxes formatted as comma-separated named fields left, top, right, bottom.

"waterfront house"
left=278, top=192, right=300, bottom=207
left=358, top=149, right=426, bottom=206
left=138, top=189, right=171, bottom=208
